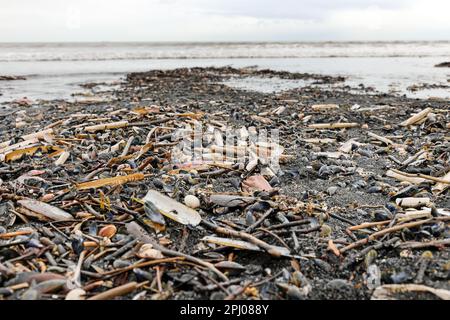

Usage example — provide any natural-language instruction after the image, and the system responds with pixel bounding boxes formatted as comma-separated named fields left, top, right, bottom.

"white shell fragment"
left=209, top=194, right=256, bottom=207
left=395, top=197, right=431, bottom=208
left=18, top=199, right=73, bottom=221
left=201, top=236, right=291, bottom=257
left=65, top=288, right=86, bottom=300
left=136, top=243, right=164, bottom=259
left=143, top=190, right=201, bottom=226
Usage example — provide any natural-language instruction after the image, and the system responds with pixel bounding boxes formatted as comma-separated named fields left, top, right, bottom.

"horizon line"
left=0, top=39, right=449, bottom=45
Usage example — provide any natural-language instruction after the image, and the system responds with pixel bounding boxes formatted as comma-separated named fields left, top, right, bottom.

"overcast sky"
left=0, top=0, right=449, bottom=42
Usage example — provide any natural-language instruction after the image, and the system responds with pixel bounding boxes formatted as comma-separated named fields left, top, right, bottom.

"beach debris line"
left=0, top=66, right=448, bottom=300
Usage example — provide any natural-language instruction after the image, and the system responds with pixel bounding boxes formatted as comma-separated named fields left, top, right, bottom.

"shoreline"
left=1, top=55, right=449, bottom=103
left=0, top=67, right=449, bottom=300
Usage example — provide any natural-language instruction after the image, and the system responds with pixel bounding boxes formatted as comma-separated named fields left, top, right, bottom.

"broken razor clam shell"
left=201, top=236, right=291, bottom=257
left=209, top=194, right=257, bottom=207
left=143, top=190, right=201, bottom=226
left=395, top=197, right=431, bottom=208
left=18, top=199, right=73, bottom=221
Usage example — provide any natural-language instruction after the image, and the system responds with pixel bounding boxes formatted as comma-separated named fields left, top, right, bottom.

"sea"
left=0, top=41, right=449, bottom=103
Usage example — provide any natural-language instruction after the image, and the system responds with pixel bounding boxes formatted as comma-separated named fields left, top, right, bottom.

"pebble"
left=313, top=258, right=333, bottom=272
left=367, top=185, right=382, bottom=193
left=373, top=210, right=391, bottom=221
left=352, top=179, right=367, bottom=189
left=327, top=186, right=338, bottom=196
left=184, top=195, right=200, bottom=209
left=385, top=202, right=397, bottom=213
left=113, top=259, right=131, bottom=269
left=245, top=211, right=256, bottom=226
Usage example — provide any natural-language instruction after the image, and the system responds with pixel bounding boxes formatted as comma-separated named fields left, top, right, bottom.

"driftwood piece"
left=87, top=282, right=139, bottom=300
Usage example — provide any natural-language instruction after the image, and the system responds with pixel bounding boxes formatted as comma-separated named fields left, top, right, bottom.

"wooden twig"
left=126, top=221, right=229, bottom=281
left=201, top=219, right=284, bottom=257
left=397, top=239, right=450, bottom=250
left=245, top=209, right=274, bottom=233
left=368, top=131, right=394, bottom=145
left=0, top=230, right=33, bottom=239
left=87, top=281, right=139, bottom=300
left=340, top=218, right=433, bottom=254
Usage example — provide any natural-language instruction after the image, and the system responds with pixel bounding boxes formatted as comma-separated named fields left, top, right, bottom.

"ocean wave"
left=0, top=41, right=449, bottom=62
left=1, top=54, right=449, bottom=62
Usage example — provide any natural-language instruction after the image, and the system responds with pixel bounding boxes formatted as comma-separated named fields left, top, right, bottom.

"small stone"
left=373, top=210, right=391, bottom=222
left=327, top=186, right=338, bottom=196
left=313, top=258, right=332, bottom=272
left=352, top=179, right=367, bottom=189
left=113, top=259, right=131, bottom=269
left=184, top=195, right=200, bottom=209
left=385, top=203, right=397, bottom=213
left=367, top=185, right=382, bottom=193
left=245, top=211, right=256, bottom=226
left=136, top=243, right=164, bottom=260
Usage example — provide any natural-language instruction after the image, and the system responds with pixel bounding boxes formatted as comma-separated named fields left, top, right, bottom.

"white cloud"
left=0, top=0, right=448, bottom=41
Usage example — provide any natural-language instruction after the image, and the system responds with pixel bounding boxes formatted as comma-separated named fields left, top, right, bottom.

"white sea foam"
left=0, top=41, right=449, bottom=62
